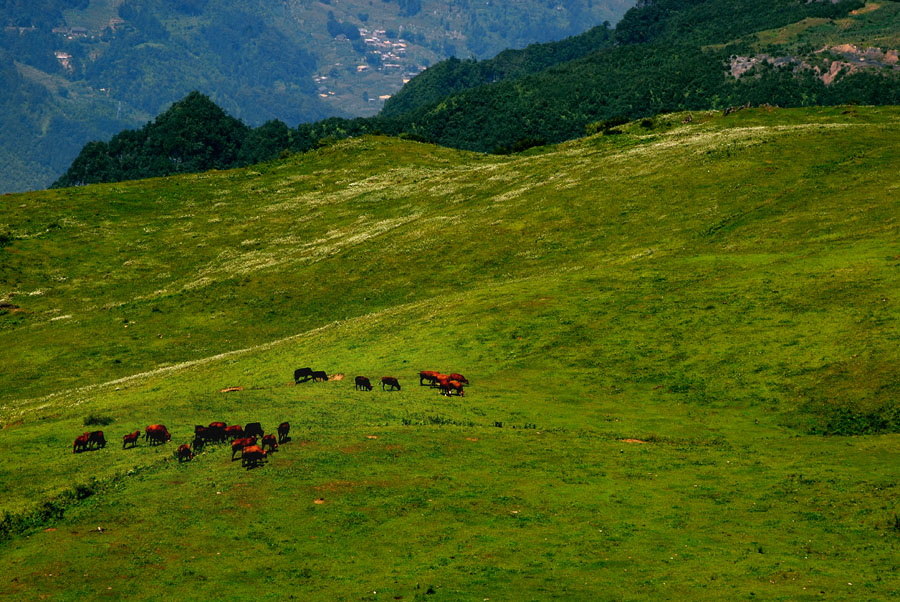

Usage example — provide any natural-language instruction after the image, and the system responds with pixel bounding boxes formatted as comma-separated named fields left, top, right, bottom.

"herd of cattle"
left=73, top=420, right=291, bottom=468
left=72, top=369, right=470, bottom=465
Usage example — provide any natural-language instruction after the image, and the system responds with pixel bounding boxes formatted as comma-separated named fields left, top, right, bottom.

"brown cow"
left=439, top=380, right=465, bottom=397
left=145, top=424, right=171, bottom=445
left=355, top=376, right=373, bottom=391
left=381, top=376, right=401, bottom=391
left=122, top=430, right=140, bottom=449
left=73, top=432, right=91, bottom=453
left=261, top=434, right=278, bottom=453
left=177, top=444, right=194, bottom=462
left=277, top=421, right=290, bottom=443
left=434, top=374, right=452, bottom=389
left=419, top=371, right=439, bottom=386
left=224, top=425, right=244, bottom=440
left=449, top=373, right=469, bottom=385
left=241, top=445, right=267, bottom=468
left=231, top=437, right=257, bottom=461
left=207, top=422, right=227, bottom=442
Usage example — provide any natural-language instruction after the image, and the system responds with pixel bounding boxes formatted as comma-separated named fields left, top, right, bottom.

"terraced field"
left=1, top=106, right=899, bottom=599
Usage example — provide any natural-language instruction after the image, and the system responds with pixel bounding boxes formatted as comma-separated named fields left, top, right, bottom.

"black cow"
left=244, top=422, right=264, bottom=439
left=277, top=421, right=290, bottom=443
left=311, top=370, right=328, bottom=382
left=355, top=376, right=373, bottom=391
left=381, top=376, right=401, bottom=391
left=294, top=367, right=314, bottom=383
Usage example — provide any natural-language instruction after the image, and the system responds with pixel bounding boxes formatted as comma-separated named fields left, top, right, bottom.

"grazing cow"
left=261, top=434, right=278, bottom=453
left=241, top=445, right=267, bottom=468
left=231, top=437, right=257, bottom=460
left=449, top=373, right=469, bottom=385
left=294, top=367, right=314, bottom=383
left=381, top=376, right=401, bottom=391
left=439, top=380, right=465, bottom=397
left=206, top=422, right=227, bottom=442
left=244, top=422, right=264, bottom=440
left=355, top=376, right=373, bottom=391
left=192, top=435, right=205, bottom=453
left=122, top=430, right=140, bottom=449
left=277, top=421, right=290, bottom=443
left=177, top=444, right=194, bottom=462
left=88, top=430, right=107, bottom=450
left=311, top=370, right=328, bottom=382
left=224, top=425, right=244, bottom=440
left=73, top=432, right=91, bottom=453
left=144, top=424, right=171, bottom=445
left=419, top=371, right=439, bottom=386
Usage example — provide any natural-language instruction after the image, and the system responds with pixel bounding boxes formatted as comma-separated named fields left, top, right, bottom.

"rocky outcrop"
left=729, top=44, right=900, bottom=86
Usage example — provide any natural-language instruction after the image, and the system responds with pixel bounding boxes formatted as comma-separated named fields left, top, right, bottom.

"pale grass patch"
left=50, top=314, right=72, bottom=321
left=489, top=185, right=534, bottom=205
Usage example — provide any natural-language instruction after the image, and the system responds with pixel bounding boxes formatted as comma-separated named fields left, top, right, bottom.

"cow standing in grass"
left=449, top=373, right=469, bottom=385
left=88, top=431, right=107, bottom=449
left=242, top=445, right=267, bottom=468
left=355, top=376, right=373, bottom=391
left=381, top=376, right=401, bottom=391
left=277, top=422, right=290, bottom=443
left=73, top=432, right=90, bottom=453
left=224, top=425, right=244, bottom=440
left=122, top=430, right=140, bottom=449
left=145, top=424, right=171, bottom=445
left=419, top=371, right=439, bottom=386
left=231, top=437, right=257, bottom=460
left=294, top=367, right=314, bottom=383
left=261, top=434, right=278, bottom=453
left=244, top=422, right=264, bottom=440
left=177, top=444, right=194, bottom=462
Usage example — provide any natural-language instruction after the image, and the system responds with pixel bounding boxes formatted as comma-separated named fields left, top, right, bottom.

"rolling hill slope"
left=2, top=106, right=900, bottom=599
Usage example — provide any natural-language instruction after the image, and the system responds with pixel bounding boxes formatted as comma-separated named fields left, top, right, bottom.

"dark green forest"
left=53, top=0, right=900, bottom=187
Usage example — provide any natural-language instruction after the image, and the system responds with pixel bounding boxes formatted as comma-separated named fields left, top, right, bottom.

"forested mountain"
left=0, top=0, right=631, bottom=193
left=54, top=0, right=900, bottom=186
left=384, top=0, right=900, bottom=152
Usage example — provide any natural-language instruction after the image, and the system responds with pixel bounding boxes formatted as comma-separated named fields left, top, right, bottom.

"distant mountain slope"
left=0, top=0, right=632, bottom=193
left=54, top=0, right=900, bottom=186
left=385, top=0, right=900, bottom=152
left=380, top=22, right=616, bottom=118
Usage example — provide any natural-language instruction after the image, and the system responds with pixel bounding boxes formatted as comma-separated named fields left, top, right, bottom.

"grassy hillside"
left=2, top=106, right=900, bottom=599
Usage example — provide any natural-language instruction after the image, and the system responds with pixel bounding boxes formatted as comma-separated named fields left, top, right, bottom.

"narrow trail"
left=0, top=298, right=432, bottom=423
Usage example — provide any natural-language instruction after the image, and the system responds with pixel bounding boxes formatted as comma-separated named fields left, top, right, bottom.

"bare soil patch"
left=219, top=386, right=244, bottom=393
left=621, top=439, right=648, bottom=443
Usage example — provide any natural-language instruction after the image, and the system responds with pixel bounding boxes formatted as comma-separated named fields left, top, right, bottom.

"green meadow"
left=1, top=106, right=899, bottom=600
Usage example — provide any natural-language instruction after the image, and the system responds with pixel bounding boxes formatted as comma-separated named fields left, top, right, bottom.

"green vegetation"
left=51, top=92, right=290, bottom=187
left=2, top=106, right=900, bottom=598
left=378, top=0, right=900, bottom=153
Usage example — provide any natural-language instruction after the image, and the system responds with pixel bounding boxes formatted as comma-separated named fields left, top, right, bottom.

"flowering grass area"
left=1, top=106, right=900, bottom=599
